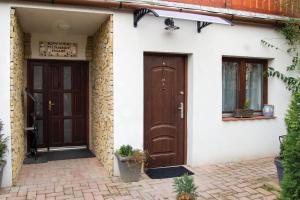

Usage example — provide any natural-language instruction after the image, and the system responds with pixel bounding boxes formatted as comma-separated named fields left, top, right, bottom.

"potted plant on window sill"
left=115, top=145, right=146, bottom=183
left=0, top=120, right=8, bottom=187
left=233, top=100, right=254, bottom=118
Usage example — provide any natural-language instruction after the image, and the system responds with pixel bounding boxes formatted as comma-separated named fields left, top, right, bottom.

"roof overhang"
left=19, top=0, right=292, bottom=26
left=152, top=9, right=232, bottom=26
left=133, top=8, right=232, bottom=33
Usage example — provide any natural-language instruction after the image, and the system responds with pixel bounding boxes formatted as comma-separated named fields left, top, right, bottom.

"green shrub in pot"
left=115, top=145, right=146, bottom=182
left=173, top=174, right=198, bottom=200
left=117, top=145, right=133, bottom=157
left=280, top=92, right=300, bottom=200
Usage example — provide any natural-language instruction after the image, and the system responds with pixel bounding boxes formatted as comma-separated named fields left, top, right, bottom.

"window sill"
left=222, top=116, right=276, bottom=122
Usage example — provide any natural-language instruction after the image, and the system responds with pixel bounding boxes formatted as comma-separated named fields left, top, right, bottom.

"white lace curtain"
left=222, top=62, right=263, bottom=112
left=246, top=63, right=263, bottom=110
left=222, top=62, right=238, bottom=112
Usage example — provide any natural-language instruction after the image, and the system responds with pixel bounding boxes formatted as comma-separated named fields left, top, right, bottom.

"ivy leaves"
left=261, top=39, right=300, bottom=93
left=279, top=19, right=300, bottom=45
left=261, top=20, right=300, bottom=93
left=268, top=67, right=300, bottom=93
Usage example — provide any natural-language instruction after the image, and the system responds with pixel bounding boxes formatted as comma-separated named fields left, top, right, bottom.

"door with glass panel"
left=28, top=60, right=88, bottom=148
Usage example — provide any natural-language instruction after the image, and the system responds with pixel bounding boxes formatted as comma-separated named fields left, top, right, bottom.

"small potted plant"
left=173, top=174, right=198, bottom=200
left=274, top=135, right=285, bottom=182
left=234, top=99, right=254, bottom=118
left=0, top=120, right=8, bottom=186
left=115, top=145, right=146, bottom=182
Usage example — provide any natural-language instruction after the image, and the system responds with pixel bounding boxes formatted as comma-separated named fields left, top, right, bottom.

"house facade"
left=0, top=0, right=298, bottom=187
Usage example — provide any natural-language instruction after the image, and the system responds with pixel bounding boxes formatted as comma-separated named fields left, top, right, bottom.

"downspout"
left=24, top=0, right=281, bottom=26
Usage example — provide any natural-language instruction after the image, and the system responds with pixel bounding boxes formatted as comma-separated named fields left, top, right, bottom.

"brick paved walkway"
left=0, top=157, right=280, bottom=200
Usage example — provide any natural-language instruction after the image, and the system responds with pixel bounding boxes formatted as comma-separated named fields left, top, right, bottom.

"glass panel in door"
left=63, top=66, right=72, bottom=144
left=64, top=93, right=72, bottom=116
left=33, top=66, right=43, bottom=90
left=31, top=64, right=45, bottom=147
left=33, top=93, right=44, bottom=145
left=64, top=119, right=72, bottom=143
left=64, top=66, right=72, bottom=90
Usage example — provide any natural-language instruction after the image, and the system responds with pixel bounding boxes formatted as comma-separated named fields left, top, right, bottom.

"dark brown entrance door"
left=28, top=60, right=88, bottom=148
left=144, top=54, right=186, bottom=168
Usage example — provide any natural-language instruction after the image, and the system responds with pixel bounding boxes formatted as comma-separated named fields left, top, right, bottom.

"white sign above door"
left=39, top=41, right=78, bottom=57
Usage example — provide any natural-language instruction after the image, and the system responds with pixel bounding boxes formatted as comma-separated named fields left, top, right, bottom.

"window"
left=222, top=58, right=268, bottom=115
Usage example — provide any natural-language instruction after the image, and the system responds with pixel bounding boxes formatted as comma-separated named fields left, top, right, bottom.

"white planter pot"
left=115, top=153, right=142, bottom=183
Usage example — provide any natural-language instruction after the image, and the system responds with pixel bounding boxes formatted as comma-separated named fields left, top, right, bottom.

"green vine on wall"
left=261, top=19, right=300, bottom=93
left=279, top=19, right=300, bottom=45
left=262, top=17, right=300, bottom=200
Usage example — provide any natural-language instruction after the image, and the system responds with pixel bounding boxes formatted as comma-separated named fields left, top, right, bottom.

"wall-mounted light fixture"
left=57, top=22, right=71, bottom=31
left=164, top=18, right=180, bottom=31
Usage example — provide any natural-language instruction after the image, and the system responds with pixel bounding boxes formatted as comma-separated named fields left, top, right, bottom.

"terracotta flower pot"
left=177, top=193, right=195, bottom=200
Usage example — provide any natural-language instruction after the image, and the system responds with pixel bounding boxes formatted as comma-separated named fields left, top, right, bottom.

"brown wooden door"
left=27, top=61, right=48, bottom=148
left=28, top=60, right=88, bottom=148
left=144, top=54, right=186, bottom=168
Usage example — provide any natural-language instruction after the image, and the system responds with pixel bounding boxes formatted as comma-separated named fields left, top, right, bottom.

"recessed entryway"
left=9, top=5, right=114, bottom=184
left=144, top=53, right=187, bottom=168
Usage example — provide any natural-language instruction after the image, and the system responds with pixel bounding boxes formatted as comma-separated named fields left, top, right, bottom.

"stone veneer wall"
left=23, top=33, right=31, bottom=59
left=90, top=16, right=114, bottom=174
left=10, top=9, right=25, bottom=184
left=86, top=36, right=93, bottom=61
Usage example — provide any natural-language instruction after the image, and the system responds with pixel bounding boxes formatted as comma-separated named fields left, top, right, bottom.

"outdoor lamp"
left=164, top=18, right=180, bottom=31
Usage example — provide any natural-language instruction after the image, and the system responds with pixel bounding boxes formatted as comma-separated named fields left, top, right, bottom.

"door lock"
left=48, top=100, right=55, bottom=111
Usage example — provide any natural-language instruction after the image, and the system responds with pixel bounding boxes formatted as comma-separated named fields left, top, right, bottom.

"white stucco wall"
left=0, top=2, right=13, bottom=187
left=113, top=12, right=292, bottom=173
left=0, top=0, right=294, bottom=182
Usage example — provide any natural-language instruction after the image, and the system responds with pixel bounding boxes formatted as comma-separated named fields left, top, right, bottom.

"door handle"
left=48, top=100, right=55, bottom=111
left=178, top=102, right=184, bottom=119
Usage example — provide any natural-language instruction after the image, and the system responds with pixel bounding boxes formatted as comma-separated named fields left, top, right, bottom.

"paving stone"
left=0, top=157, right=280, bottom=200
left=256, top=188, right=273, bottom=196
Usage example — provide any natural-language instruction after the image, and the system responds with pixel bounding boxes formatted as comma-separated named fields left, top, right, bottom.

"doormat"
left=23, top=149, right=95, bottom=164
left=145, top=166, right=194, bottom=179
